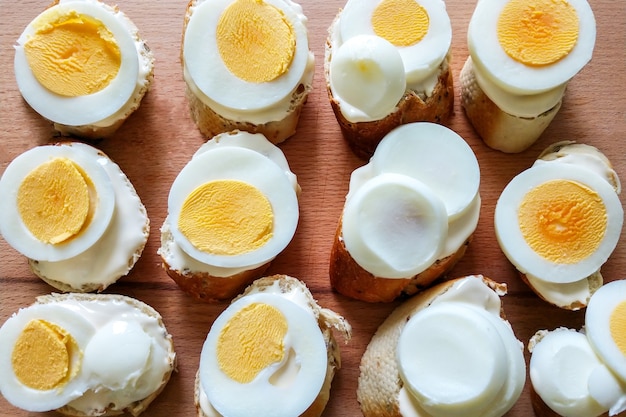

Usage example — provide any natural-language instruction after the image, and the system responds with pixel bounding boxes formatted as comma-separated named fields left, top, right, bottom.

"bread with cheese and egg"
left=193, top=274, right=352, bottom=417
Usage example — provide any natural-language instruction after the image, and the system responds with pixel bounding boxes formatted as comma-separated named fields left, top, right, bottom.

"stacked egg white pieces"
left=342, top=122, right=480, bottom=278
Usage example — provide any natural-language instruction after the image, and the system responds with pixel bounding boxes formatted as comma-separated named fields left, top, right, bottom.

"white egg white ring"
left=468, top=0, right=596, bottom=94
left=0, top=304, right=96, bottom=412
left=585, top=280, right=626, bottom=382
left=0, top=144, right=116, bottom=262
left=371, top=122, right=480, bottom=221
left=167, top=146, right=299, bottom=268
left=338, top=0, right=451, bottom=85
left=495, top=163, right=623, bottom=284
left=183, top=0, right=309, bottom=111
left=14, top=0, right=139, bottom=126
left=342, top=172, right=448, bottom=279
left=199, top=292, right=327, bottom=417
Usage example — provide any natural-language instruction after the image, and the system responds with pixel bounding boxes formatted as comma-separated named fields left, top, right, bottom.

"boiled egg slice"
left=183, top=0, right=310, bottom=112
left=0, top=144, right=115, bottom=262
left=468, top=0, right=596, bottom=94
left=199, top=292, right=327, bottom=417
left=495, top=162, right=623, bottom=284
left=14, top=0, right=140, bottom=126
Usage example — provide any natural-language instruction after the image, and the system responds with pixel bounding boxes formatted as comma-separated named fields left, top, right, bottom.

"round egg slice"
left=495, top=162, right=623, bottom=284
left=585, top=279, right=626, bottom=383
left=468, top=0, right=596, bottom=94
left=338, top=0, right=452, bottom=85
left=0, top=144, right=115, bottom=262
left=0, top=304, right=95, bottom=412
left=167, top=145, right=299, bottom=269
left=183, top=0, right=310, bottom=111
left=14, top=0, right=140, bottom=126
left=199, top=292, right=327, bottom=417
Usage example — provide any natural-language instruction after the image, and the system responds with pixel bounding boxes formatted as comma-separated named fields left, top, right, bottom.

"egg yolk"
left=12, top=319, right=80, bottom=391
left=217, top=0, right=295, bottom=83
left=17, top=157, right=94, bottom=245
left=372, top=0, right=429, bottom=47
left=178, top=179, right=273, bottom=256
left=217, top=302, right=287, bottom=383
left=24, top=10, right=121, bottom=97
left=497, top=0, right=579, bottom=67
left=610, top=301, right=626, bottom=357
left=518, top=179, right=607, bottom=264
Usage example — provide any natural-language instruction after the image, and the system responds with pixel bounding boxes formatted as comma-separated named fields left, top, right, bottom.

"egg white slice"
left=371, top=122, right=480, bottom=221
left=468, top=0, right=596, bottom=94
left=199, top=292, right=327, bottom=417
left=183, top=0, right=309, bottom=111
left=0, top=304, right=96, bottom=412
left=167, top=146, right=299, bottom=268
left=495, top=163, right=623, bottom=284
left=14, top=0, right=139, bottom=126
left=0, top=144, right=116, bottom=262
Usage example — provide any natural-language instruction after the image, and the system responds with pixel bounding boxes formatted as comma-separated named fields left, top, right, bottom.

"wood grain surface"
left=1, top=1, right=625, bottom=416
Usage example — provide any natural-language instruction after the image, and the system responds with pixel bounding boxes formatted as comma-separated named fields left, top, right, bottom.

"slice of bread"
left=357, top=275, right=509, bottom=417
left=460, top=57, right=561, bottom=153
left=329, top=217, right=472, bottom=303
left=194, top=274, right=352, bottom=417
left=324, top=14, right=454, bottom=160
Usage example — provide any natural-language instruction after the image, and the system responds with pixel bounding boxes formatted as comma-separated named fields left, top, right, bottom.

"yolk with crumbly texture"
left=518, top=179, right=607, bottom=264
left=178, top=179, right=273, bottom=256
left=610, top=301, right=626, bottom=357
left=24, top=11, right=121, bottom=97
left=18, top=158, right=92, bottom=245
left=12, top=319, right=80, bottom=390
left=217, top=303, right=287, bottom=383
left=372, top=0, right=429, bottom=47
left=217, top=0, right=295, bottom=83
left=497, top=0, right=579, bottom=66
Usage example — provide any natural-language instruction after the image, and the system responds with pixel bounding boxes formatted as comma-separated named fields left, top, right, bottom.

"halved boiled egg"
left=495, top=162, right=623, bottom=285
left=0, top=144, right=115, bottom=262
left=166, top=131, right=299, bottom=269
left=199, top=291, right=327, bottom=417
left=183, top=0, right=310, bottom=112
left=14, top=0, right=142, bottom=126
left=468, top=0, right=596, bottom=95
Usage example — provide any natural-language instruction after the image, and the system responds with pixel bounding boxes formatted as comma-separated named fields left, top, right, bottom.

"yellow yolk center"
left=178, top=179, right=273, bottom=256
left=610, top=301, right=626, bottom=357
left=18, top=158, right=93, bottom=245
left=518, top=179, right=607, bottom=264
left=217, top=302, right=287, bottom=383
left=497, top=0, right=579, bottom=66
left=24, top=11, right=121, bottom=97
left=372, top=0, right=429, bottom=47
left=12, top=319, right=80, bottom=390
left=216, top=0, right=295, bottom=83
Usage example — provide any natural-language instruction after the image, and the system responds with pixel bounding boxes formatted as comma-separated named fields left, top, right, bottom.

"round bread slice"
left=33, top=292, right=176, bottom=417
left=324, top=14, right=454, bottom=160
left=357, top=275, right=509, bottom=417
left=194, top=274, right=352, bottom=417
left=329, top=217, right=472, bottom=303
left=460, top=57, right=561, bottom=153
left=181, top=0, right=313, bottom=145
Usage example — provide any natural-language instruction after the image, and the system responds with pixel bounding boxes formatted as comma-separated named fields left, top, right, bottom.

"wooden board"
left=1, top=0, right=625, bottom=416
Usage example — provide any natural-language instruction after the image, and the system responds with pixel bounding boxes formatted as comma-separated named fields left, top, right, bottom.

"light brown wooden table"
left=1, top=1, right=625, bottom=416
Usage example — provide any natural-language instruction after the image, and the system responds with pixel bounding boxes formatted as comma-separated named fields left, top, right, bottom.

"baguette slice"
left=460, top=57, right=561, bottom=153
left=329, top=217, right=472, bottom=303
left=194, top=274, right=352, bottom=417
left=324, top=14, right=454, bottom=160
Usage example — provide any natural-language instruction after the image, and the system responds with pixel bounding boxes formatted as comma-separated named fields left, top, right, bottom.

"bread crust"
left=329, top=217, right=471, bottom=303
left=460, top=57, right=561, bottom=153
left=181, top=0, right=312, bottom=144
left=324, top=14, right=454, bottom=160
left=194, top=275, right=351, bottom=417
